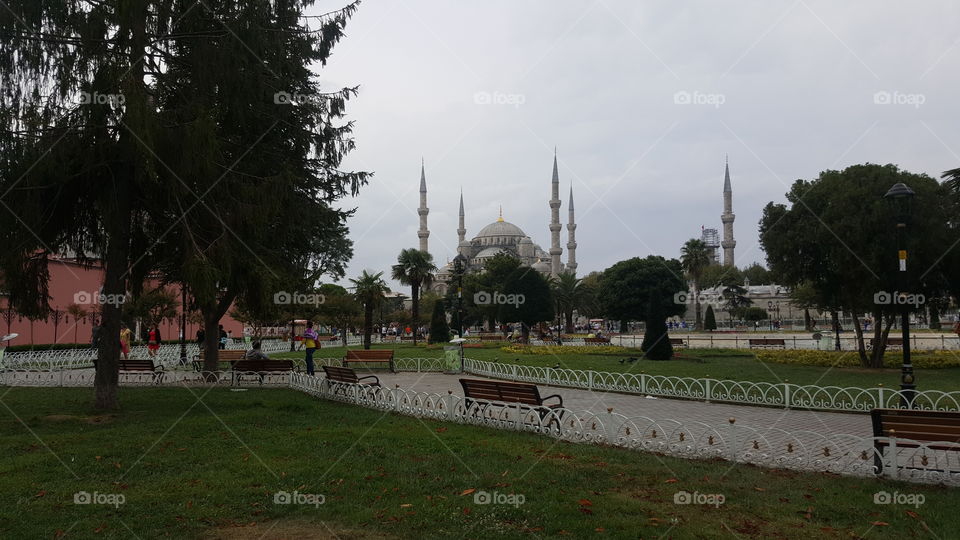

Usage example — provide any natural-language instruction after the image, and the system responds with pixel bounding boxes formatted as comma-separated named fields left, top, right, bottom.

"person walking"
left=218, top=324, right=227, bottom=350
left=119, top=324, right=132, bottom=360
left=147, top=326, right=161, bottom=358
left=302, top=321, right=318, bottom=376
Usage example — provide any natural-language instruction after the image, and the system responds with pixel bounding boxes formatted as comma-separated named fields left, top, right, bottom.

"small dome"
left=519, top=236, right=533, bottom=244
left=532, top=259, right=551, bottom=273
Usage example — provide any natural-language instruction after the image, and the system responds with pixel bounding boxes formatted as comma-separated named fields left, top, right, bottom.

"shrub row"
left=754, top=349, right=960, bottom=369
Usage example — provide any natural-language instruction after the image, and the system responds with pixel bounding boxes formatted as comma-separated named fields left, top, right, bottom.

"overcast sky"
left=311, top=0, right=960, bottom=290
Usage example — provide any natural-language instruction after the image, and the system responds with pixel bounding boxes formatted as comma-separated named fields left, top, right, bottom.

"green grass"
left=1, top=387, right=957, bottom=539
left=274, top=344, right=960, bottom=393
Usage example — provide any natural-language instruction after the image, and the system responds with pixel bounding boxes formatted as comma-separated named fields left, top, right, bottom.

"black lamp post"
left=453, top=254, right=467, bottom=338
left=884, top=182, right=916, bottom=408
left=179, top=284, right=188, bottom=366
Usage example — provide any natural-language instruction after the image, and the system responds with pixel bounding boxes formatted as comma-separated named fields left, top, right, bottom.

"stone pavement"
left=370, top=371, right=870, bottom=437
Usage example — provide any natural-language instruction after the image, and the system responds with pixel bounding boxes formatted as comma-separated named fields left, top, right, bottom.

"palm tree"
left=552, top=271, right=583, bottom=334
left=680, top=238, right=712, bottom=329
left=391, top=249, right=436, bottom=345
left=349, top=271, right=389, bottom=350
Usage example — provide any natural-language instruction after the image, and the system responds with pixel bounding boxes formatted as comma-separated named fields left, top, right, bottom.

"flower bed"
left=754, top=349, right=960, bottom=369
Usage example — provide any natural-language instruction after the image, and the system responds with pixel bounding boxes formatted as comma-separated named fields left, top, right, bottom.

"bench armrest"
left=358, top=374, right=381, bottom=386
left=154, top=364, right=164, bottom=371
left=540, top=394, right=563, bottom=408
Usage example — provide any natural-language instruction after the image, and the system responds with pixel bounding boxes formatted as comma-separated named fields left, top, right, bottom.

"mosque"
left=416, top=153, right=577, bottom=294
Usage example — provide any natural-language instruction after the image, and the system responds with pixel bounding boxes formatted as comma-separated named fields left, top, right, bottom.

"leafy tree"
left=349, top=271, right=388, bottom=350
left=680, top=239, right=711, bottom=329
left=722, top=283, right=752, bottom=322
left=760, top=163, right=952, bottom=367
left=699, top=264, right=744, bottom=289
left=640, top=289, right=673, bottom=360
left=704, top=304, right=718, bottom=331
left=476, top=253, right=522, bottom=331
left=742, top=263, right=774, bottom=285
left=551, top=271, right=590, bottom=333
left=733, top=306, right=768, bottom=322
left=500, top=268, right=554, bottom=342
left=124, top=288, right=179, bottom=330
left=428, top=299, right=451, bottom=344
left=391, top=249, right=436, bottom=345
left=597, top=256, right=685, bottom=332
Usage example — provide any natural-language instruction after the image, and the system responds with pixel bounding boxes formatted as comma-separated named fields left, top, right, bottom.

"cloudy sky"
left=311, top=0, right=960, bottom=289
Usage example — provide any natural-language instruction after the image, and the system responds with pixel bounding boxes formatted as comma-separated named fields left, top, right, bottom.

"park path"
left=371, top=371, right=870, bottom=437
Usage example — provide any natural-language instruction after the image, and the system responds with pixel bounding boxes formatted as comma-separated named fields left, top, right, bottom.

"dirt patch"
left=43, top=414, right=116, bottom=424
left=205, top=520, right=396, bottom=540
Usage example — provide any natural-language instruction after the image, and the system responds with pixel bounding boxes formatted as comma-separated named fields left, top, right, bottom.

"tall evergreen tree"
left=641, top=289, right=673, bottom=360
left=428, top=299, right=451, bottom=344
left=704, top=304, right=718, bottom=331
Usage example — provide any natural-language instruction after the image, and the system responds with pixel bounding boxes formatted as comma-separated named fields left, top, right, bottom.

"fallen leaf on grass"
left=906, top=510, right=920, bottom=519
left=35, top=490, right=47, bottom=498
left=595, top=527, right=605, bottom=532
left=400, top=503, right=412, bottom=508
left=664, top=478, right=678, bottom=483
left=579, top=508, right=593, bottom=515
left=754, top=487, right=766, bottom=492
left=460, top=489, right=476, bottom=496
left=578, top=499, right=593, bottom=506
left=872, top=521, right=889, bottom=526
left=462, top=507, right=471, bottom=515
left=435, top=427, right=447, bottom=433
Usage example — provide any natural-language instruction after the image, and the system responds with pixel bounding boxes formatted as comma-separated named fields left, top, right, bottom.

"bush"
left=640, top=290, right=673, bottom=360
left=704, top=305, right=717, bottom=331
left=754, top=349, right=960, bottom=369
left=428, top=299, right=451, bottom=344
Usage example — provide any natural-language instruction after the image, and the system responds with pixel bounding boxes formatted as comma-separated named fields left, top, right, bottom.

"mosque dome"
left=474, top=220, right=527, bottom=240
left=532, top=259, right=551, bottom=273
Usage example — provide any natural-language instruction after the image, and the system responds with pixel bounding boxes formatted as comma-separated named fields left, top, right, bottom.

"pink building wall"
left=0, top=259, right=245, bottom=346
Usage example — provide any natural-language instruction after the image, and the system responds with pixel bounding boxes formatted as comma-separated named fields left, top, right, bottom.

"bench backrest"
left=322, top=365, right=360, bottom=383
left=460, top=378, right=542, bottom=405
left=197, top=350, right=246, bottom=361
left=118, top=360, right=156, bottom=371
left=669, top=338, right=685, bottom=345
left=233, top=359, right=294, bottom=372
left=749, top=338, right=785, bottom=345
left=345, top=350, right=394, bottom=360
left=479, top=335, right=504, bottom=341
left=584, top=337, right=610, bottom=343
left=871, top=408, right=960, bottom=443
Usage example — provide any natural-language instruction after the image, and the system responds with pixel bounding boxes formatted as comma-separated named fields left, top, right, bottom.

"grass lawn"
left=1, top=387, right=958, bottom=539
left=274, top=344, right=960, bottom=392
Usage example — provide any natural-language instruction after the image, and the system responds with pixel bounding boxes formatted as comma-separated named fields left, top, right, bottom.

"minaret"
left=566, top=185, right=577, bottom=275
left=721, top=156, right=736, bottom=267
left=418, top=158, right=430, bottom=253
left=457, top=189, right=466, bottom=244
left=548, top=150, right=562, bottom=277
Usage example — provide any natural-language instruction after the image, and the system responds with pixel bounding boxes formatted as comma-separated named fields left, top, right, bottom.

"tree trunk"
left=520, top=322, right=530, bottom=343
left=693, top=282, right=702, bottom=329
left=619, top=319, right=627, bottom=333
left=851, top=312, right=870, bottom=367
left=94, top=233, right=128, bottom=410
left=363, top=305, right=372, bottom=350
left=804, top=309, right=812, bottom=331
left=564, top=308, right=573, bottom=334
left=202, top=311, right=221, bottom=377
left=831, top=310, right=841, bottom=351
left=929, top=303, right=941, bottom=330
left=411, top=283, right=420, bottom=345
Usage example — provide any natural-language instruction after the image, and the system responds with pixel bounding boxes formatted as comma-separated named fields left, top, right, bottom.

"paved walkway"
left=370, top=371, right=870, bottom=437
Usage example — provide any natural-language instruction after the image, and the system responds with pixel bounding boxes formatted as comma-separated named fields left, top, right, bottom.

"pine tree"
left=704, top=305, right=718, bottom=331
left=641, top=289, right=673, bottom=360
left=429, top=299, right=451, bottom=344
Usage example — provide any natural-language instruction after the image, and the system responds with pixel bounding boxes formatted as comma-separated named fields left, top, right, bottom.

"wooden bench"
left=869, top=338, right=904, bottom=350
left=870, top=408, right=960, bottom=475
left=480, top=335, right=505, bottom=342
left=322, top=365, right=381, bottom=395
left=231, top=358, right=295, bottom=384
left=459, top=378, right=564, bottom=423
left=669, top=338, right=688, bottom=349
left=193, top=349, right=246, bottom=372
left=94, top=359, right=164, bottom=384
left=748, top=338, right=786, bottom=349
left=583, top=337, right=610, bottom=344
left=343, top=349, right=395, bottom=372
